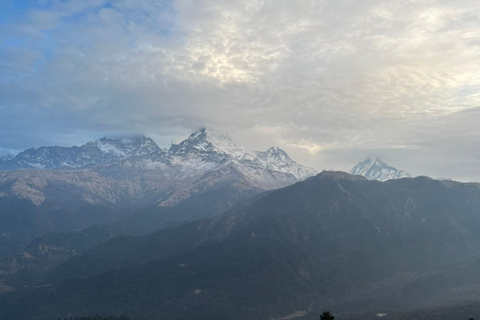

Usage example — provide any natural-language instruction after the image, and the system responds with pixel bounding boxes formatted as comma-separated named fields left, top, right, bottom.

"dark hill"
left=2, top=172, right=480, bottom=319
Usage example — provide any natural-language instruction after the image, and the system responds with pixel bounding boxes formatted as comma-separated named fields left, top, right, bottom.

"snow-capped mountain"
left=256, top=147, right=317, bottom=181
left=170, top=129, right=253, bottom=160
left=166, top=129, right=258, bottom=174
left=0, top=129, right=315, bottom=183
left=161, top=129, right=316, bottom=203
left=0, top=129, right=317, bottom=257
left=0, top=136, right=161, bottom=170
left=0, top=128, right=317, bottom=207
left=166, top=128, right=315, bottom=180
left=350, top=158, right=411, bottom=181
left=109, top=128, right=317, bottom=205
left=67, top=128, right=316, bottom=186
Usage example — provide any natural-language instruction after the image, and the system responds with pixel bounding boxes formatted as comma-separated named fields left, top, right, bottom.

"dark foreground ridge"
left=2, top=172, right=480, bottom=320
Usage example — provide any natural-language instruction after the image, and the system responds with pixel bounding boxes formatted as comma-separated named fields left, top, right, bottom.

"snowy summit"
left=350, top=158, right=411, bottom=181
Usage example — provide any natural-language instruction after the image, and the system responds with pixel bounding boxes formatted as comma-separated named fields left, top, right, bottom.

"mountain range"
left=0, top=129, right=478, bottom=320
left=0, top=136, right=161, bottom=171
left=0, top=130, right=315, bottom=182
left=2, top=172, right=480, bottom=320
left=0, top=129, right=316, bottom=258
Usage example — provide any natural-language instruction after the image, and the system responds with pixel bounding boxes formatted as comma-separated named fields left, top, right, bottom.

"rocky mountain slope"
left=2, top=172, right=480, bottom=320
left=0, top=187, right=271, bottom=294
left=0, top=129, right=316, bottom=258
left=351, top=157, right=411, bottom=181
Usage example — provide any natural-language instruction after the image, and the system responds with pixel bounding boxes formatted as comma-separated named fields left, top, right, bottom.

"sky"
left=1, top=0, right=480, bottom=181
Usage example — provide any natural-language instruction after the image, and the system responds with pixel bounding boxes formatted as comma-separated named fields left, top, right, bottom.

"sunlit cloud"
left=288, top=142, right=325, bottom=155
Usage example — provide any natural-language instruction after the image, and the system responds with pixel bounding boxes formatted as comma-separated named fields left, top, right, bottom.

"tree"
left=320, top=311, right=335, bottom=320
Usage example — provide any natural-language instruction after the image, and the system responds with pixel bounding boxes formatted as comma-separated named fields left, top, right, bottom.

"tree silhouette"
left=319, top=311, right=335, bottom=320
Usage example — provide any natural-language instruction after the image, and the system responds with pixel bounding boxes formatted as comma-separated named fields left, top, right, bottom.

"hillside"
left=2, top=172, right=480, bottom=319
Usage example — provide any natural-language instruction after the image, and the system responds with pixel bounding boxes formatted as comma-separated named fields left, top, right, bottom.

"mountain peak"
left=258, top=146, right=291, bottom=164
left=170, top=128, right=250, bottom=159
left=266, top=146, right=287, bottom=154
left=256, top=146, right=316, bottom=180
left=351, top=157, right=411, bottom=181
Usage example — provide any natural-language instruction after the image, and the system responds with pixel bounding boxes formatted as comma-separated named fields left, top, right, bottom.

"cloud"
left=1, top=0, right=480, bottom=181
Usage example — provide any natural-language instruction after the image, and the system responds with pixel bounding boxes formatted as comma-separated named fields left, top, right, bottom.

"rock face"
left=0, top=129, right=316, bottom=258
left=350, top=157, right=411, bottom=181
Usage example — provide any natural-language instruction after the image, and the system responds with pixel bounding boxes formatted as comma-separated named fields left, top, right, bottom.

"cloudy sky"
left=1, top=0, right=480, bottom=181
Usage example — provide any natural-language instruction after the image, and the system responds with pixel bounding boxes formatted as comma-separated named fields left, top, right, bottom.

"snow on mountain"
left=0, top=129, right=317, bottom=182
left=351, top=158, right=411, bottom=181
left=256, top=147, right=317, bottom=180
left=0, top=129, right=317, bottom=207
left=168, top=128, right=259, bottom=165
left=0, top=128, right=322, bottom=257
left=141, top=128, right=316, bottom=206
left=0, top=136, right=161, bottom=170
left=165, top=128, right=316, bottom=182
left=0, top=130, right=318, bottom=259
left=90, top=136, right=161, bottom=158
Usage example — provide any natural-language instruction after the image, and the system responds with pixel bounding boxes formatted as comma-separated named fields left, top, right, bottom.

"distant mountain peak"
left=265, top=146, right=287, bottom=155
left=169, top=128, right=253, bottom=162
left=183, top=128, right=230, bottom=141
left=351, top=157, right=411, bottom=181
left=256, top=147, right=292, bottom=167
left=255, top=146, right=316, bottom=180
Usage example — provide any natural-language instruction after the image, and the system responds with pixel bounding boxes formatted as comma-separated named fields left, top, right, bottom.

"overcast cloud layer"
left=1, top=0, right=480, bottom=181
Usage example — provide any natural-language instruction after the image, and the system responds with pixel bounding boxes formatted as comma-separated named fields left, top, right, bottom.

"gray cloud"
left=1, top=0, right=480, bottom=181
